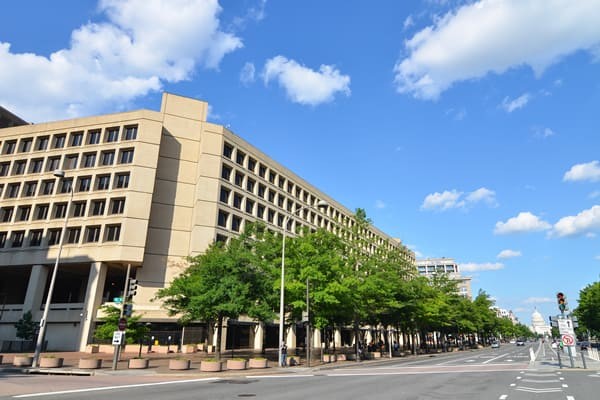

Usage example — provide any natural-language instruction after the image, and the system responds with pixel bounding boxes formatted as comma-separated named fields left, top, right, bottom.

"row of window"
left=0, top=224, right=122, bottom=248
left=0, top=172, right=129, bottom=200
left=0, top=197, right=126, bottom=223
left=0, top=125, right=137, bottom=155
left=0, top=148, right=134, bottom=177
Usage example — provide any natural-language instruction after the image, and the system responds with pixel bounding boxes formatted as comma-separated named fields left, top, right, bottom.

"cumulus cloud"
left=551, top=205, right=600, bottom=237
left=524, top=297, right=553, bottom=304
left=494, top=212, right=551, bottom=235
left=263, top=55, right=350, bottom=105
left=0, top=0, right=242, bottom=122
left=240, top=62, right=256, bottom=85
left=394, top=1, right=600, bottom=99
left=421, top=187, right=496, bottom=211
left=501, top=93, right=531, bottom=112
left=563, top=160, right=600, bottom=182
left=460, top=262, right=504, bottom=272
left=497, top=249, right=521, bottom=259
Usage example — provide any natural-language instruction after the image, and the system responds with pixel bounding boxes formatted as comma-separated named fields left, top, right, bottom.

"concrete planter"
left=226, top=359, right=247, bottom=370
left=128, top=358, right=149, bottom=369
left=86, top=345, right=100, bottom=354
left=169, top=359, right=191, bottom=370
left=183, top=345, right=197, bottom=353
left=200, top=360, right=222, bottom=372
left=336, top=354, right=347, bottom=361
left=248, top=358, right=268, bottom=369
left=78, top=358, right=102, bottom=369
left=13, top=355, right=33, bottom=367
left=39, top=357, right=64, bottom=368
left=323, top=354, right=336, bottom=363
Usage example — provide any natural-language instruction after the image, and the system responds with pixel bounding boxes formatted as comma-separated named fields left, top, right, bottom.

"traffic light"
left=556, top=292, right=567, bottom=313
left=127, top=278, right=138, bottom=299
left=123, top=303, right=133, bottom=317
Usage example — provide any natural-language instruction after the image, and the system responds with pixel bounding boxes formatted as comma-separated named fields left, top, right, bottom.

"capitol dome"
left=530, top=308, right=551, bottom=336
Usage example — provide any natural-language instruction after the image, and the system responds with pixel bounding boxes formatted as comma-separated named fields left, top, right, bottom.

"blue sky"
left=1, top=0, right=599, bottom=327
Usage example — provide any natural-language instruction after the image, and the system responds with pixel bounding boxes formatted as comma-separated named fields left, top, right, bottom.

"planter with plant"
left=78, top=358, right=102, bottom=369
left=168, top=357, right=191, bottom=370
left=248, top=357, right=268, bottom=369
left=200, top=358, right=222, bottom=372
left=12, top=354, right=33, bottom=367
left=128, top=357, right=149, bottom=369
left=39, top=355, right=64, bottom=368
left=226, top=358, right=247, bottom=370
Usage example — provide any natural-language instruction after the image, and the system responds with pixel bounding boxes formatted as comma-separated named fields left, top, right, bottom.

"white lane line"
left=566, top=396, right=575, bottom=400
left=562, top=384, right=568, bottom=388
left=13, top=378, right=220, bottom=398
left=483, top=353, right=509, bottom=364
left=510, top=383, right=516, bottom=387
left=516, top=376, right=522, bottom=380
left=251, top=374, right=315, bottom=379
left=499, top=395, right=508, bottom=399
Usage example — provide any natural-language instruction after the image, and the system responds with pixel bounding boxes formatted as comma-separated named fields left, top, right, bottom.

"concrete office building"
left=416, top=257, right=472, bottom=299
left=0, top=93, right=414, bottom=352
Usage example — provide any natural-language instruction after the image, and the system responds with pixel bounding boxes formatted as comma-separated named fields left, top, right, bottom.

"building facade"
left=0, top=93, right=414, bottom=351
left=416, top=257, right=472, bottom=299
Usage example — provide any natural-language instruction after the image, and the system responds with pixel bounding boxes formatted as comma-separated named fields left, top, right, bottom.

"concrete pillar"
left=253, top=322, right=264, bottom=351
left=286, top=324, right=296, bottom=349
left=334, top=328, right=342, bottom=348
left=22, top=265, right=49, bottom=319
left=78, top=262, right=107, bottom=351
left=312, top=328, right=321, bottom=348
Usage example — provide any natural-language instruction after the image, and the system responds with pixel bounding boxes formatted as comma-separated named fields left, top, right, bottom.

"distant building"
left=0, top=106, right=27, bottom=129
left=530, top=309, right=552, bottom=336
left=416, top=257, right=472, bottom=299
left=491, top=306, right=519, bottom=325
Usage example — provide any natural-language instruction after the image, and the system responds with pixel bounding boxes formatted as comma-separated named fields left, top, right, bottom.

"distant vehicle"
left=551, top=341, right=558, bottom=349
left=516, top=339, right=525, bottom=346
left=579, top=341, right=590, bottom=350
left=491, top=341, right=500, bottom=348
left=509, top=339, right=516, bottom=344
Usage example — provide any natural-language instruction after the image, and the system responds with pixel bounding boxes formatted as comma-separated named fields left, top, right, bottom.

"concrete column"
left=286, top=324, right=296, bottom=349
left=253, top=322, right=264, bottom=351
left=22, top=265, right=49, bottom=319
left=78, top=262, right=107, bottom=351
left=312, top=328, right=321, bottom=348
left=334, top=328, right=342, bottom=348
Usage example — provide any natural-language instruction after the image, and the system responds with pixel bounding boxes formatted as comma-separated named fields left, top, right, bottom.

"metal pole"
left=278, top=216, right=288, bottom=367
left=113, top=264, right=131, bottom=370
left=32, top=182, right=73, bottom=368
left=306, top=277, right=311, bottom=367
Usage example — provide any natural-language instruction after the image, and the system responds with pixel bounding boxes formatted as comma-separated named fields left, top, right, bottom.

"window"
left=13, top=160, right=27, bottom=175
left=245, top=199, right=254, bottom=214
left=269, top=171, right=276, bottom=184
left=114, top=172, right=130, bottom=188
left=85, top=225, right=101, bottom=243
left=216, top=234, right=227, bottom=243
left=119, top=148, right=134, bottom=164
left=29, top=158, right=44, bottom=173
left=124, top=125, right=137, bottom=140
left=0, top=162, right=9, bottom=176
left=17, top=206, right=30, bottom=221
left=23, top=181, right=37, bottom=197
left=277, top=194, right=284, bottom=208
left=36, top=136, right=49, bottom=151
left=1, top=207, right=14, bottom=222
left=106, top=127, right=120, bottom=142
left=4, top=140, right=17, bottom=154
left=82, top=152, right=97, bottom=168
left=48, top=228, right=61, bottom=245
left=67, top=227, right=81, bottom=244
left=110, top=198, right=125, bottom=214
left=268, top=189, right=275, bottom=203
left=34, top=204, right=49, bottom=220
left=236, top=150, right=245, bottom=165
left=247, top=157, right=256, bottom=172
left=11, top=231, right=25, bottom=247
left=53, top=134, right=66, bottom=149
left=221, top=164, right=232, bottom=180
left=40, top=180, right=55, bottom=195
left=231, top=215, right=242, bottom=232
left=59, top=178, right=73, bottom=193
left=246, top=178, right=256, bottom=193
left=101, top=151, right=115, bottom=166
left=277, top=214, right=284, bottom=227
left=217, top=210, right=229, bottom=227
left=258, top=164, right=266, bottom=178
left=70, top=131, right=83, bottom=146
left=53, top=203, right=67, bottom=219
left=87, top=130, right=101, bottom=145
left=233, top=193, right=243, bottom=209
left=220, top=187, right=230, bottom=204
left=234, top=172, right=244, bottom=187
left=106, top=224, right=121, bottom=241
left=29, top=230, right=43, bottom=246
left=19, top=138, right=32, bottom=152
left=7, top=183, right=20, bottom=198
left=72, top=201, right=87, bottom=217
left=47, top=156, right=60, bottom=172
left=267, top=209, right=275, bottom=223
left=0, top=231, right=6, bottom=248
left=223, top=142, right=233, bottom=158
left=0, top=184, right=3, bottom=197
left=64, top=154, right=78, bottom=169
left=258, top=184, right=266, bottom=198
left=96, top=174, right=110, bottom=190
left=257, top=204, right=265, bottom=219
left=91, top=199, right=105, bottom=216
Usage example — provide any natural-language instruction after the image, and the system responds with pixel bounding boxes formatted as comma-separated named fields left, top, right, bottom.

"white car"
left=551, top=342, right=558, bottom=349
left=491, top=341, right=500, bottom=348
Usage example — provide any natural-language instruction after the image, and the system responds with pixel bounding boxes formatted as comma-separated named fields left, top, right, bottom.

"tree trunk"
left=216, top=315, right=223, bottom=360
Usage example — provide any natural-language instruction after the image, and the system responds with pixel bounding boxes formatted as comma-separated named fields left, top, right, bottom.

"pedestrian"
left=280, top=342, right=288, bottom=367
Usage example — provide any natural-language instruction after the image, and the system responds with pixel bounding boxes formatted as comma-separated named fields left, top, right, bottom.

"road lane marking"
left=510, top=383, right=516, bottom=387
left=566, top=397, right=575, bottom=400
left=522, top=379, right=561, bottom=383
left=251, top=374, right=314, bottom=379
left=499, top=395, right=508, bottom=399
left=483, top=353, right=508, bottom=364
left=562, top=384, right=568, bottom=388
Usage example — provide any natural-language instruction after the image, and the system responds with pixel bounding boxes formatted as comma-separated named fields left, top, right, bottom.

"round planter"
left=39, top=357, right=64, bottom=368
left=169, top=359, right=191, bottom=370
left=226, top=359, right=247, bottom=370
left=336, top=354, right=346, bottom=361
left=78, top=358, right=102, bottom=369
left=128, top=358, right=149, bottom=369
left=13, top=355, right=33, bottom=367
left=323, top=354, right=336, bottom=363
left=200, top=360, right=222, bottom=372
left=248, top=358, right=268, bottom=369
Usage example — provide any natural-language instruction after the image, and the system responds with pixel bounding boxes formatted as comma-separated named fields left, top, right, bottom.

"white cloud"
left=240, top=62, right=256, bottom=85
left=534, top=127, right=555, bottom=138
left=403, top=15, right=415, bottom=30
left=589, top=191, right=600, bottom=199
left=263, top=55, right=350, bottom=105
left=595, top=255, right=600, bottom=261
left=551, top=205, right=600, bottom=237
left=421, top=187, right=496, bottom=211
left=494, top=212, right=551, bottom=235
left=375, top=200, right=386, bottom=209
left=497, top=249, right=521, bottom=259
left=563, top=160, right=600, bottom=182
left=460, top=262, right=504, bottom=272
left=0, top=0, right=242, bottom=122
left=523, top=297, right=553, bottom=304
left=501, top=93, right=531, bottom=112
left=394, top=1, right=600, bottom=99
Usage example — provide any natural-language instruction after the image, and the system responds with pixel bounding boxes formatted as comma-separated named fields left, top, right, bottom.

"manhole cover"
left=238, top=394, right=256, bottom=397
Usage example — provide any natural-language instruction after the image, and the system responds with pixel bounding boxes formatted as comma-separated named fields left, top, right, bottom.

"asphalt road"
left=1, top=342, right=598, bottom=400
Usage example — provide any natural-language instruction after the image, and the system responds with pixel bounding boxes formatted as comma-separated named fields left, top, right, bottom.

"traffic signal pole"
left=112, top=264, right=131, bottom=370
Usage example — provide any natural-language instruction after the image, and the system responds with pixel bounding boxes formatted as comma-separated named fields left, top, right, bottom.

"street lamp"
left=278, top=200, right=328, bottom=367
left=32, top=169, right=73, bottom=368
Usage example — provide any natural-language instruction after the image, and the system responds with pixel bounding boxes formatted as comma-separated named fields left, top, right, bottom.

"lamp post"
left=278, top=200, right=327, bottom=367
left=32, top=170, right=73, bottom=368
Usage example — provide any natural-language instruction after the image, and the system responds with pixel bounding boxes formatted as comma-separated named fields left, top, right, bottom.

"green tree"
left=14, top=310, right=36, bottom=340
left=574, top=281, right=600, bottom=337
left=94, top=305, right=148, bottom=344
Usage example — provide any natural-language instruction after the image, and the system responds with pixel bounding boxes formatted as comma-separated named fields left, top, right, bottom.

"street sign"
left=118, top=317, right=127, bottom=331
left=558, top=319, right=574, bottom=335
left=561, top=334, right=575, bottom=346
left=112, top=331, right=125, bottom=345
